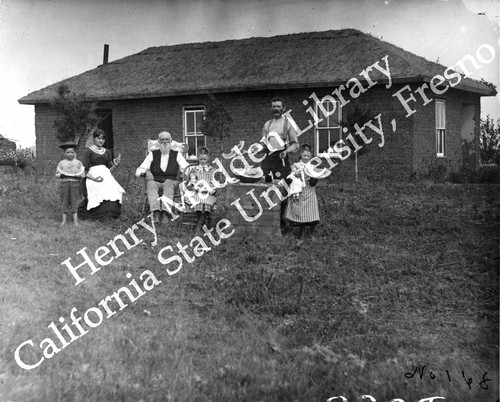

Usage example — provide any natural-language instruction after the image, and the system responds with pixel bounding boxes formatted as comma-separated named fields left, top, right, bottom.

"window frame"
left=435, top=99, right=446, bottom=158
left=313, top=99, right=342, bottom=155
left=183, top=106, right=206, bottom=160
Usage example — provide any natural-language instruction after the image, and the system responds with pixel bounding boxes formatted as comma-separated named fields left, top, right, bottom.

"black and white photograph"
left=0, top=0, right=499, bottom=401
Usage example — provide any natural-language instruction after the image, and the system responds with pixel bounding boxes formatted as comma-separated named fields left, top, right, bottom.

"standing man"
left=261, top=97, right=299, bottom=182
left=136, top=131, right=189, bottom=224
left=261, top=97, right=299, bottom=234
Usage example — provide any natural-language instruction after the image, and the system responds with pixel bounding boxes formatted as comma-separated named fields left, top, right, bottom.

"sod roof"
left=19, top=29, right=496, bottom=104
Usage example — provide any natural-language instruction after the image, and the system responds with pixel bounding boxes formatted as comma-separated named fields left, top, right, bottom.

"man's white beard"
left=159, top=143, right=170, bottom=154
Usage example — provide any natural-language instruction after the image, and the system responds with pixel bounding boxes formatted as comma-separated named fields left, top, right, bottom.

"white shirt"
left=135, top=150, right=189, bottom=177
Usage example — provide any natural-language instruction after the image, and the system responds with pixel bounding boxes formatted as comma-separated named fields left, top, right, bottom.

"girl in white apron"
left=284, top=144, right=320, bottom=238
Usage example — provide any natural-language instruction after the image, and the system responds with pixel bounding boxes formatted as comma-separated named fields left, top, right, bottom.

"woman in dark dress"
left=80, top=129, right=125, bottom=220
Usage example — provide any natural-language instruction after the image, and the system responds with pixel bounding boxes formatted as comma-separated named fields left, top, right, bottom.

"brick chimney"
left=103, top=44, right=109, bottom=64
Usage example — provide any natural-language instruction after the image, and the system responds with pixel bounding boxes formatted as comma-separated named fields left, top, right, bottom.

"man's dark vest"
left=150, top=149, right=179, bottom=183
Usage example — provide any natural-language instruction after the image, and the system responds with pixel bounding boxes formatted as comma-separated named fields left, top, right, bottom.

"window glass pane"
left=316, top=101, right=340, bottom=128
left=196, top=136, right=206, bottom=152
left=330, top=128, right=342, bottom=144
left=318, top=101, right=333, bottom=122
left=187, top=137, right=196, bottom=157
left=324, top=101, right=339, bottom=127
left=317, top=129, right=330, bottom=154
left=332, top=105, right=341, bottom=127
left=435, top=101, right=445, bottom=129
left=317, top=114, right=328, bottom=127
left=436, top=129, right=445, bottom=156
left=195, top=111, right=204, bottom=132
left=186, top=111, right=195, bottom=133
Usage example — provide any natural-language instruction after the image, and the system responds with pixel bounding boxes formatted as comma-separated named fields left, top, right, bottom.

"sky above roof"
left=0, top=0, right=498, bottom=147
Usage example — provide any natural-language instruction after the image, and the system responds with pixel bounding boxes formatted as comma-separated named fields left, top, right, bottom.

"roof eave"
left=18, top=76, right=495, bottom=105
left=16, top=77, right=421, bottom=105
left=419, top=75, right=497, bottom=97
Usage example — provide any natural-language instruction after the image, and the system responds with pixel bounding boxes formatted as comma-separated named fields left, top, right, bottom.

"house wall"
left=412, top=87, right=481, bottom=177
left=34, top=84, right=480, bottom=181
left=108, top=85, right=413, bottom=181
left=214, top=85, right=416, bottom=181
left=34, top=104, right=63, bottom=174
left=0, top=137, right=16, bottom=152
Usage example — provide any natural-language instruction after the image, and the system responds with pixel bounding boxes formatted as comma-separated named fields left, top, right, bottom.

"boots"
left=309, top=223, right=316, bottom=239
left=153, top=210, right=161, bottom=224
left=195, top=212, right=206, bottom=233
left=299, top=224, right=306, bottom=239
left=205, top=214, right=212, bottom=229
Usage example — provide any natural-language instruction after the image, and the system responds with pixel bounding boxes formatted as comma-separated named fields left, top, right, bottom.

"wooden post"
left=355, top=151, right=358, bottom=182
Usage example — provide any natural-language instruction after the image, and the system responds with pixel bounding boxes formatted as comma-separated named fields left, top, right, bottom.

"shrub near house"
left=0, top=135, right=17, bottom=165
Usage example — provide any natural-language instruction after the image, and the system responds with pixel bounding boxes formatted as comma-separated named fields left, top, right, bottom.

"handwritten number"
left=405, top=368, right=491, bottom=391
left=478, top=372, right=491, bottom=390
left=462, top=371, right=473, bottom=389
left=405, top=365, right=426, bottom=379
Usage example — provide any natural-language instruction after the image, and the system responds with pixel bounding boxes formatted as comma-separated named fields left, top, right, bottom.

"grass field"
left=0, top=174, right=498, bottom=402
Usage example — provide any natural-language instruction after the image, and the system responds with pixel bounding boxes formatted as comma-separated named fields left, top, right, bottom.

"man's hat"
left=59, top=141, right=77, bottom=150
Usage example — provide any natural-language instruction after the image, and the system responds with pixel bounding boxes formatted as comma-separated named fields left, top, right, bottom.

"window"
left=314, top=100, right=341, bottom=155
left=435, top=100, right=446, bottom=157
left=183, top=107, right=206, bottom=159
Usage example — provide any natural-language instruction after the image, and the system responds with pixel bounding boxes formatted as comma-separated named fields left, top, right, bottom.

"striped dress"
left=184, top=165, right=217, bottom=213
left=284, top=161, right=320, bottom=224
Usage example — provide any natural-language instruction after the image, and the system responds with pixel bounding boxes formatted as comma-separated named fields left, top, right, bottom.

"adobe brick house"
left=19, top=29, right=496, bottom=180
left=0, top=135, right=16, bottom=153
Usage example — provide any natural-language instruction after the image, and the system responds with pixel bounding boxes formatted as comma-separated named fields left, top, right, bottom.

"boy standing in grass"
left=56, top=142, right=85, bottom=226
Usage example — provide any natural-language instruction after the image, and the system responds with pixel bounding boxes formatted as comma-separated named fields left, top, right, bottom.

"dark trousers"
left=60, top=180, right=81, bottom=214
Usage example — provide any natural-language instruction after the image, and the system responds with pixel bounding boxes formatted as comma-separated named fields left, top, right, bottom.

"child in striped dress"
left=184, top=147, right=217, bottom=230
left=284, top=144, right=320, bottom=238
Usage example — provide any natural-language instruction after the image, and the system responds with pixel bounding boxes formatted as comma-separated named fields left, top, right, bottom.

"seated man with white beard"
left=136, top=131, right=189, bottom=224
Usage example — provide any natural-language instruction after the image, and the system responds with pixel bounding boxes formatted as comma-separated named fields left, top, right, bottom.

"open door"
left=460, top=104, right=476, bottom=169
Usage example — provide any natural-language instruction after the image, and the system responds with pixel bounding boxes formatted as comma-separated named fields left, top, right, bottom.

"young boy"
left=55, top=142, right=85, bottom=226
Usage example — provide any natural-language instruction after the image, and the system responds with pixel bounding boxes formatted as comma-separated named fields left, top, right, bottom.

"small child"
left=55, top=142, right=85, bottom=226
left=284, top=144, right=320, bottom=239
left=183, top=147, right=217, bottom=230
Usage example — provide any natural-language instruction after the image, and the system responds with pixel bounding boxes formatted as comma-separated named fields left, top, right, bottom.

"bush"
left=0, top=148, right=36, bottom=170
left=51, top=84, right=101, bottom=145
left=475, top=165, right=500, bottom=183
left=447, top=167, right=473, bottom=184
left=448, top=165, right=500, bottom=184
left=480, top=115, right=500, bottom=164
left=200, top=94, right=233, bottom=155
